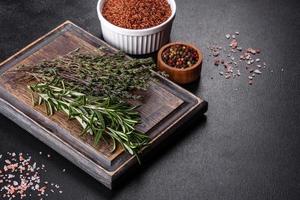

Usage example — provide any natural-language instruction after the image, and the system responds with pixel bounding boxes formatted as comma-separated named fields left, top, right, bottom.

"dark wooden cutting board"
left=0, top=21, right=207, bottom=189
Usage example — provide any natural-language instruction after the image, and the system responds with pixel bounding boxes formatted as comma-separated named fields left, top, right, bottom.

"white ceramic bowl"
left=97, top=0, right=176, bottom=55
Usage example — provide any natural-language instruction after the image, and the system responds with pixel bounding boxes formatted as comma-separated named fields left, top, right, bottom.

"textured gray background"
left=0, top=0, right=300, bottom=199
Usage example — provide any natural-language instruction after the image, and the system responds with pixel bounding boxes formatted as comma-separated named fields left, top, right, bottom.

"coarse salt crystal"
left=225, top=74, right=231, bottom=79
left=254, top=69, right=262, bottom=74
left=247, top=48, right=257, bottom=55
left=245, top=54, right=251, bottom=60
left=8, top=174, right=14, bottom=179
left=5, top=160, right=11, bottom=164
left=230, top=39, right=238, bottom=49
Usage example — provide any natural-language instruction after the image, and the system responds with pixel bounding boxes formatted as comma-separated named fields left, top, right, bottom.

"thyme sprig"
left=29, top=79, right=149, bottom=161
left=19, top=48, right=157, bottom=101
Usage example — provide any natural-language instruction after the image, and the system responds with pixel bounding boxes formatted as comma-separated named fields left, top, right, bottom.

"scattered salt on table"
left=208, top=31, right=271, bottom=86
left=0, top=152, right=63, bottom=199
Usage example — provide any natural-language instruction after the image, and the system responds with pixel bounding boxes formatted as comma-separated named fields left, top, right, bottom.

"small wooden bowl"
left=157, top=42, right=203, bottom=84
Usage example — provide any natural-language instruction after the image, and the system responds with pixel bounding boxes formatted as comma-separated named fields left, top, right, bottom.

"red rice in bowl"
left=102, top=0, right=172, bottom=29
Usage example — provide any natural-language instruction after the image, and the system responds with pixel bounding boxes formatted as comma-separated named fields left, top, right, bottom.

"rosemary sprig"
left=29, top=79, right=149, bottom=162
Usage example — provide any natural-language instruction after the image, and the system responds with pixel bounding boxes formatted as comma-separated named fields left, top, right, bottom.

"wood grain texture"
left=0, top=21, right=207, bottom=189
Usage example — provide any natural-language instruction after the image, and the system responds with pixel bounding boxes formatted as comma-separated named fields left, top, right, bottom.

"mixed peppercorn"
left=162, top=44, right=199, bottom=69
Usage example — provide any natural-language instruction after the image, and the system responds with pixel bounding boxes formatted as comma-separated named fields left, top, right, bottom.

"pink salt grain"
left=230, top=39, right=238, bottom=49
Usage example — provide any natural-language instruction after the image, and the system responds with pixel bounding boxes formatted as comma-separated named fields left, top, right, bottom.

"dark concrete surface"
left=0, top=0, right=300, bottom=199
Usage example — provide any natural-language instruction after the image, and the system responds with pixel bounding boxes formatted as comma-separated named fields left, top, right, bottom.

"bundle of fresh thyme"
left=20, top=48, right=156, bottom=101
left=14, top=48, right=157, bottom=161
